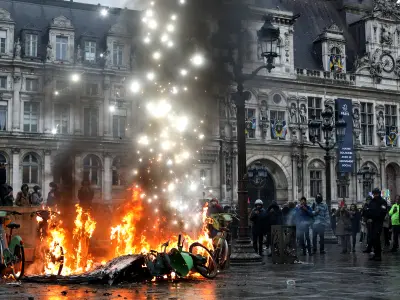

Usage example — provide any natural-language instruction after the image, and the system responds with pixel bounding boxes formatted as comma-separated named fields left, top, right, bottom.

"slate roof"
left=0, top=0, right=139, bottom=54
left=256, top=0, right=375, bottom=70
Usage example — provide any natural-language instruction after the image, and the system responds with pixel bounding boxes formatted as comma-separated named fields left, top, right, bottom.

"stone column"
left=103, top=154, right=112, bottom=203
left=103, top=76, right=111, bottom=137
left=380, top=153, right=387, bottom=190
left=220, top=144, right=227, bottom=203
left=12, top=148, right=20, bottom=196
left=12, top=72, right=22, bottom=131
left=74, top=89, right=82, bottom=135
left=44, top=150, right=52, bottom=202
left=291, top=153, right=298, bottom=202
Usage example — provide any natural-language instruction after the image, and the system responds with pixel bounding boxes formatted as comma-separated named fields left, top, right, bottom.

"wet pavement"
left=1, top=244, right=400, bottom=300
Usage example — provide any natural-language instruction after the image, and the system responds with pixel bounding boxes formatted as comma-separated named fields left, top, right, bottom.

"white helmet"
left=255, top=199, right=263, bottom=205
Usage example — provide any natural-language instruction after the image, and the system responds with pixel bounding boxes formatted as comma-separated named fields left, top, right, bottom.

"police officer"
left=363, top=188, right=387, bottom=261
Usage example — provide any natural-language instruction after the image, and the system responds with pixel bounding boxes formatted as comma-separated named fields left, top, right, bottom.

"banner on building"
left=335, top=98, right=354, bottom=173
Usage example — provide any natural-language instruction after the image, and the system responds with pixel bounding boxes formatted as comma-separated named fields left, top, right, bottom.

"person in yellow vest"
left=389, top=195, right=400, bottom=252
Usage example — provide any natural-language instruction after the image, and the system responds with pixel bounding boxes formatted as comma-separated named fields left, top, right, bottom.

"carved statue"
left=259, top=106, right=268, bottom=121
left=299, top=104, right=307, bottom=124
left=104, top=49, right=112, bottom=67
left=381, top=25, right=393, bottom=45
left=353, top=108, right=361, bottom=130
left=373, top=0, right=400, bottom=20
left=14, top=38, right=21, bottom=59
left=394, top=57, right=400, bottom=77
left=75, top=45, right=82, bottom=64
left=46, top=42, right=53, bottom=61
left=289, top=103, right=297, bottom=123
left=377, top=111, right=385, bottom=132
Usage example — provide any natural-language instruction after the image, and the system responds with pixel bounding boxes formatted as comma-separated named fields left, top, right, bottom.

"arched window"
left=22, top=153, right=39, bottom=184
left=0, top=154, right=6, bottom=164
left=83, top=155, right=101, bottom=185
left=329, top=47, right=343, bottom=72
left=112, top=157, right=126, bottom=186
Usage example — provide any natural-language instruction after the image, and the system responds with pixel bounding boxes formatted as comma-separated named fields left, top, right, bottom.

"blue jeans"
left=312, top=224, right=325, bottom=252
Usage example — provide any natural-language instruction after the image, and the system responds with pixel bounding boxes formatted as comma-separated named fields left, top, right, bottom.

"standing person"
left=362, top=196, right=373, bottom=251
left=47, top=182, right=61, bottom=207
left=382, top=210, right=391, bottom=249
left=207, top=198, right=224, bottom=238
left=15, top=184, right=30, bottom=206
left=349, top=204, right=361, bottom=252
left=78, top=180, right=94, bottom=209
left=363, top=188, right=388, bottom=261
left=30, top=185, right=43, bottom=206
left=389, top=195, right=400, bottom=252
left=250, top=199, right=267, bottom=256
left=266, top=200, right=283, bottom=256
left=312, top=193, right=330, bottom=254
left=295, top=197, right=313, bottom=256
left=336, top=205, right=352, bottom=253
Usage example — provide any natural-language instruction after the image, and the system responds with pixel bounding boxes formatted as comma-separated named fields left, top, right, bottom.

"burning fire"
left=31, top=186, right=212, bottom=277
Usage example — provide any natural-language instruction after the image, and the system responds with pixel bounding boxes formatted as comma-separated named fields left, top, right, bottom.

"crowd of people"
left=249, top=188, right=399, bottom=261
left=0, top=176, right=94, bottom=209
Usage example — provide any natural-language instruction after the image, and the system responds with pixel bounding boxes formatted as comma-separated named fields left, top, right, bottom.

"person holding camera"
left=389, top=195, right=400, bottom=252
left=250, top=199, right=267, bottom=256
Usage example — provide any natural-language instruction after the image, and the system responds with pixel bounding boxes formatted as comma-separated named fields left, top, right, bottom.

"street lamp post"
left=308, top=104, right=347, bottom=212
left=228, top=16, right=280, bottom=263
left=247, top=162, right=268, bottom=200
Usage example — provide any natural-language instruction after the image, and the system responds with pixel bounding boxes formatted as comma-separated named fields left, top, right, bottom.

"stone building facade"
left=0, top=0, right=140, bottom=203
left=215, top=0, right=400, bottom=207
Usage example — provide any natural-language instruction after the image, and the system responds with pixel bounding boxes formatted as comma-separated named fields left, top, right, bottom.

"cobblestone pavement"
left=1, top=244, right=400, bottom=300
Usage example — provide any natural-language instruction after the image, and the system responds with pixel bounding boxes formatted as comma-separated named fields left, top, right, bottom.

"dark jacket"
left=349, top=210, right=361, bottom=233
left=47, top=188, right=61, bottom=206
left=295, top=205, right=313, bottom=228
left=364, top=196, right=388, bottom=223
left=208, top=204, right=224, bottom=215
left=250, top=207, right=267, bottom=235
left=266, top=202, right=283, bottom=228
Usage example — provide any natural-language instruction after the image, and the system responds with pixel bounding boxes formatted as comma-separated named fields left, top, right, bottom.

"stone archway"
left=386, top=162, right=400, bottom=198
left=246, top=157, right=289, bottom=207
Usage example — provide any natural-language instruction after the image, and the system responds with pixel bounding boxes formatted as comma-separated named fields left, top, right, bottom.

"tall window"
left=26, top=78, right=38, bottom=91
left=85, top=83, right=98, bottom=96
left=25, top=34, right=38, bottom=57
left=270, top=110, right=286, bottom=140
left=0, top=76, right=6, bottom=89
left=83, top=155, right=101, bottom=185
left=308, top=97, right=322, bottom=140
left=112, top=42, right=123, bottom=66
left=112, top=157, right=126, bottom=186
left=113, top=115, right=126, bottom=138
left=56, top=36, right=68, bottom=60
left=385, top=104, right=397, bottom=147
left=84, top=41, right=96, bottom=62
left=337, top=173, right=349, bottom=198
left=245, top=108, right=256, bottom=138
left=23, top=102, right=39, bottom=132
left=0, top=30, right=6, bottom=54
left=310, top=170, right=322, bottom=198
left=54, top=104, right=69, bottom=134
left=329, top=47, right=343, bottom=72
left=0, top=100, right=7, bottom=131
left=361, top=102, right=374, bottom=146
left=22, top=154, right=39, bottom=184
left=84, top=107, right=98, bottom=136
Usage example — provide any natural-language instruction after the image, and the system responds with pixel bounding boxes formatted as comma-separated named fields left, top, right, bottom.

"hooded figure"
left=250, top=199, right=267, bottom=256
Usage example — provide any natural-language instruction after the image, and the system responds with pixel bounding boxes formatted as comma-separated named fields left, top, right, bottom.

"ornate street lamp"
left=226, top=15, right=280, bottom=263
left=257, top=16, right=280, bottom=72
left=247, top=162, right=268, bottom=199
left=308, top=104, right=347, bottom=212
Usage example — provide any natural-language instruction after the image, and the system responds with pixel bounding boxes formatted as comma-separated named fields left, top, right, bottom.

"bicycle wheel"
left=188, top=242, right=217, bottom=279
left=12, top=245, right=25, bottom=280
left=217, top=239, right=229, bottom=269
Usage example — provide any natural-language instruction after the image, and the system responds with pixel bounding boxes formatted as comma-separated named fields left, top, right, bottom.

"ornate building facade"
left=0, top=0, right=140, bottom=203
left=216, top=0, right=400, bottom=207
